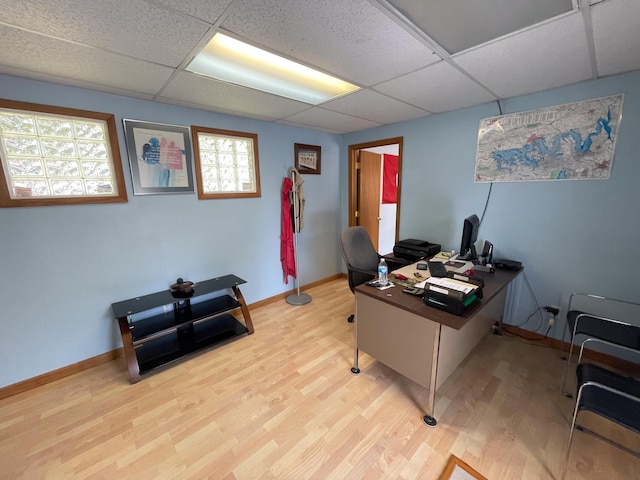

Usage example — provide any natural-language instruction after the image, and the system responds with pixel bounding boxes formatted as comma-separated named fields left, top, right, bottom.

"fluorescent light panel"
left=187, top=33, right=360, bottom=105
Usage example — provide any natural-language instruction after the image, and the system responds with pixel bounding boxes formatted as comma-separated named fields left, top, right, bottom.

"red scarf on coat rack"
left=280, top=177, right=296, bottom=283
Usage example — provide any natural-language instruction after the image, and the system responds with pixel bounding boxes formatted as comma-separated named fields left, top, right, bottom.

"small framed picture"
left=123, top=119, right=195, bottom=195
left=294, top=143, right=321, bottom=175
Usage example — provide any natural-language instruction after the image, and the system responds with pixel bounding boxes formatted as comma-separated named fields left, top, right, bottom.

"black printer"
left=393, top=239, right=441, bottom=261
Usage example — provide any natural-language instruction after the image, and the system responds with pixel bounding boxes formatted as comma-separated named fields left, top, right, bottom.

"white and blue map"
left=475, top=95, right=623, bottom=182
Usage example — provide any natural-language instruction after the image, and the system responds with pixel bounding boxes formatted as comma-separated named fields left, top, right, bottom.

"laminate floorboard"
left=0, top=278, right=638, bottom=479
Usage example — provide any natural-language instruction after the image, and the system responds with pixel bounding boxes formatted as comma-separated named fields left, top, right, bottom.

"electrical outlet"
left=544, top=305, right=560, bottom=316
left=548, top=316, right=555, bottom=326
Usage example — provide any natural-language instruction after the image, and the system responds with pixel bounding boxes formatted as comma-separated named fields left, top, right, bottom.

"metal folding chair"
left=560, top=293, right=640, bottom=396
left=561, top=339, right=640, bottom=479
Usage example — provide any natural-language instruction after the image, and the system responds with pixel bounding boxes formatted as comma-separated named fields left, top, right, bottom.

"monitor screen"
left=458, top=214, right=480, bottom=261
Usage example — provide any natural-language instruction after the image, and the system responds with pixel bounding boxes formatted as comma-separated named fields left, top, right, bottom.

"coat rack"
left=286, top=168, right=312, bottom=306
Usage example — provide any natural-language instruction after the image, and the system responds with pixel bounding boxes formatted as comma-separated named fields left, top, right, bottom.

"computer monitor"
left=458, top=214, right=480, bottom=261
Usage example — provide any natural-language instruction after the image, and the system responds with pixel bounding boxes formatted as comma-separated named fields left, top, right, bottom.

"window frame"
left=191, top=125, right=261, bottom=200
left=0, top=99, right=128, bottom=208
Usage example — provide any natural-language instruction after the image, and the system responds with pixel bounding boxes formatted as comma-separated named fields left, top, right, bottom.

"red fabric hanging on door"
left=382, top=154, right=398, bottom=204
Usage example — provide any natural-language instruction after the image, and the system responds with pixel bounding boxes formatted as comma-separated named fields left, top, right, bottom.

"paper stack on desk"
left=432, top=251, right=453, bottom=261
left=424, top=276, right=478, bottom=300
left=421, top=272, right=485, bottom=315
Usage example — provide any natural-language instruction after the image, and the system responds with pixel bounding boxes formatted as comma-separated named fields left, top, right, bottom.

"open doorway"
left=347, top=137, right=403, bottom=254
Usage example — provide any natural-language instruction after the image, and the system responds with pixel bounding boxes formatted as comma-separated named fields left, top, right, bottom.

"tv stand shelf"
left=112, top=274, right=254, bottom=383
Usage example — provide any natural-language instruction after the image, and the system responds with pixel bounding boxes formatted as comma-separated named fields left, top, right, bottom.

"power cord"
left=504, top=272, right=561, bottom=341
left=479, top=182, right=493, bottom=226
left=478, top=99, right=502, bottom=229
left=507, top=271, right=544, bottom=332
left=500, top=325, right=557, bottom=349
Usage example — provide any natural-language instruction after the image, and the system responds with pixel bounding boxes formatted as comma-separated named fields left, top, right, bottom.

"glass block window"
left=191, top=126, right=261, bottom=199
left=0, top=100, right=127, bottom=207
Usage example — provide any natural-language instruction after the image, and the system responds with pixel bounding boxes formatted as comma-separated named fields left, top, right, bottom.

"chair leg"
left=561, top=340, right=576, bottom=397
left=561, top=385, right=584, bottom=480
left=558, top=317, right=571, bottom=360
left=561, top=323, right=580, bottom=397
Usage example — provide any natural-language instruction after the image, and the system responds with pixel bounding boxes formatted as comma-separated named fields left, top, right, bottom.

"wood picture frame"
left=191, top=125, right=261, bottom=200
left=294, top=143, right=321, bottom=175
left=122, top=119, right=195, bottom=195
left=438, top=455, right=487, bottom=480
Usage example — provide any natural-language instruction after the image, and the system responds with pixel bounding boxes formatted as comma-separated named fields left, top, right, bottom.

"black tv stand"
left=112, top=274, right=254, bottom=383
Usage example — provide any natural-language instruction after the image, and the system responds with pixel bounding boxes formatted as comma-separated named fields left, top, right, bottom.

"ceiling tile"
left=275, top=119, right=346, bottom=135
left=0, top=0, right=637, bottom=134
left=0, top=0, right=211, bottom=67
left=388, top=0, right=573, bottom=54
left=280, top=108, right=382, bottom=134
left=321, top=89, right=429, bottom=124
left=220, top=0, right=440, bottom=86
left=453, top=12, right=593, bottom=99
left=375, top=61, right=496, bottom=113
left=159, top=71, right=311, bottom=119
left=0, top=25, right=174, bottom=94
left=152, top=0, right=234, bottom=24
left=592, top=0, right=640, bottom=77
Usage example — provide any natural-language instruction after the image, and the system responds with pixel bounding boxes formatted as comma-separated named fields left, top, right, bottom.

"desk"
left=352, top=263, right=521, bottom=426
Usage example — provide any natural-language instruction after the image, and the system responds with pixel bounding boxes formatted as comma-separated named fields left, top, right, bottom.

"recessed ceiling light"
left=186, top=33, right=360, bottom=104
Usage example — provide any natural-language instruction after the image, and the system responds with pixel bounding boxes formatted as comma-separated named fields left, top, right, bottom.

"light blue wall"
left=343, top=69, right=640, bottom=338
left=3, top=69, right=639, bottom=388
left=0, top=74, right=343, bottom=388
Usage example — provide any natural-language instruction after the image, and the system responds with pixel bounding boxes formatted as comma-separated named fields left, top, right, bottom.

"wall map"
left=475, top=95, right=623, bottom=182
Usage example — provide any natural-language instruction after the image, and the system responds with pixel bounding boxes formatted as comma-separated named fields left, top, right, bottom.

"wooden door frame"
left=347, top=136, right=403, bottom=243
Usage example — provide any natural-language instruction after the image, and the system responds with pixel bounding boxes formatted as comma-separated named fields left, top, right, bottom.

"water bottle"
left=378, top=258, right=388, bottom=285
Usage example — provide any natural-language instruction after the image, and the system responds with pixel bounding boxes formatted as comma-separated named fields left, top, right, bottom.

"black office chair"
left=560, top=293, right=640, bottom=396
left=561, top=340, right=640, bottom=479
left=339, top=226, right=381, bottom=323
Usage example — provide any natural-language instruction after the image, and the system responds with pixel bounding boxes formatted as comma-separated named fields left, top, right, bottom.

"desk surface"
left=355, top=265, right=521, bottom=330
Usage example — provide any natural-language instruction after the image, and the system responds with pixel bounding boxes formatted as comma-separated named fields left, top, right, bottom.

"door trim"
left=347, top=136, right=403, bottom=243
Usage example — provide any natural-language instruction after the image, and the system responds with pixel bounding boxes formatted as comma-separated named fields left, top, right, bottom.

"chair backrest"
left=340, top=226, right=380, bottom=293
left=568, top=293, right=640, bottom=327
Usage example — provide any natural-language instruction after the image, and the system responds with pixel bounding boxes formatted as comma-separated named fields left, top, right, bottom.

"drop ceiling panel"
left=375, top=61, right=496, bottom=113
left=152, top=0, right=235, bottom=24
left=220, top=0, right=440, bottom=86
left=0, top=26, right=174, bottom=94
left=321, top=89, right=428, bottom=124
left=453, top=13, right=593, bottom=99
left=0, top=0, right=638, bottom=134
left=280, top=108, right=382, bottom=134
left=592, top=0, right=640, bottom=76
left=0, top=0, right=211, bottom=67
left=160, top=72, right=311, bottom=119
left=387, top=0, right=574, bottom=54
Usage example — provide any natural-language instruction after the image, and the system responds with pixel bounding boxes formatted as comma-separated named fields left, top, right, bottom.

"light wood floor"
left=1, top=278, right=639, bottom=480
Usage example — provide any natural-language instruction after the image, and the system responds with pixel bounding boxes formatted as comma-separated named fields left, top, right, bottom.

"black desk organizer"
left=112, top=274, right=254, bottom=383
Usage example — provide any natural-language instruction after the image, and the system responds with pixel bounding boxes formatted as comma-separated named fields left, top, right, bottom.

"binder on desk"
left=424, top=290, right=479, bottom=315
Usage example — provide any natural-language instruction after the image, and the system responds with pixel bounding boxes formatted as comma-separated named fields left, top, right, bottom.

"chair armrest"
left=577, top=336, right=640, bottom=366
left=579, top=379, right=640, bottom=408
left=348, top=266, right=378, bottom=276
